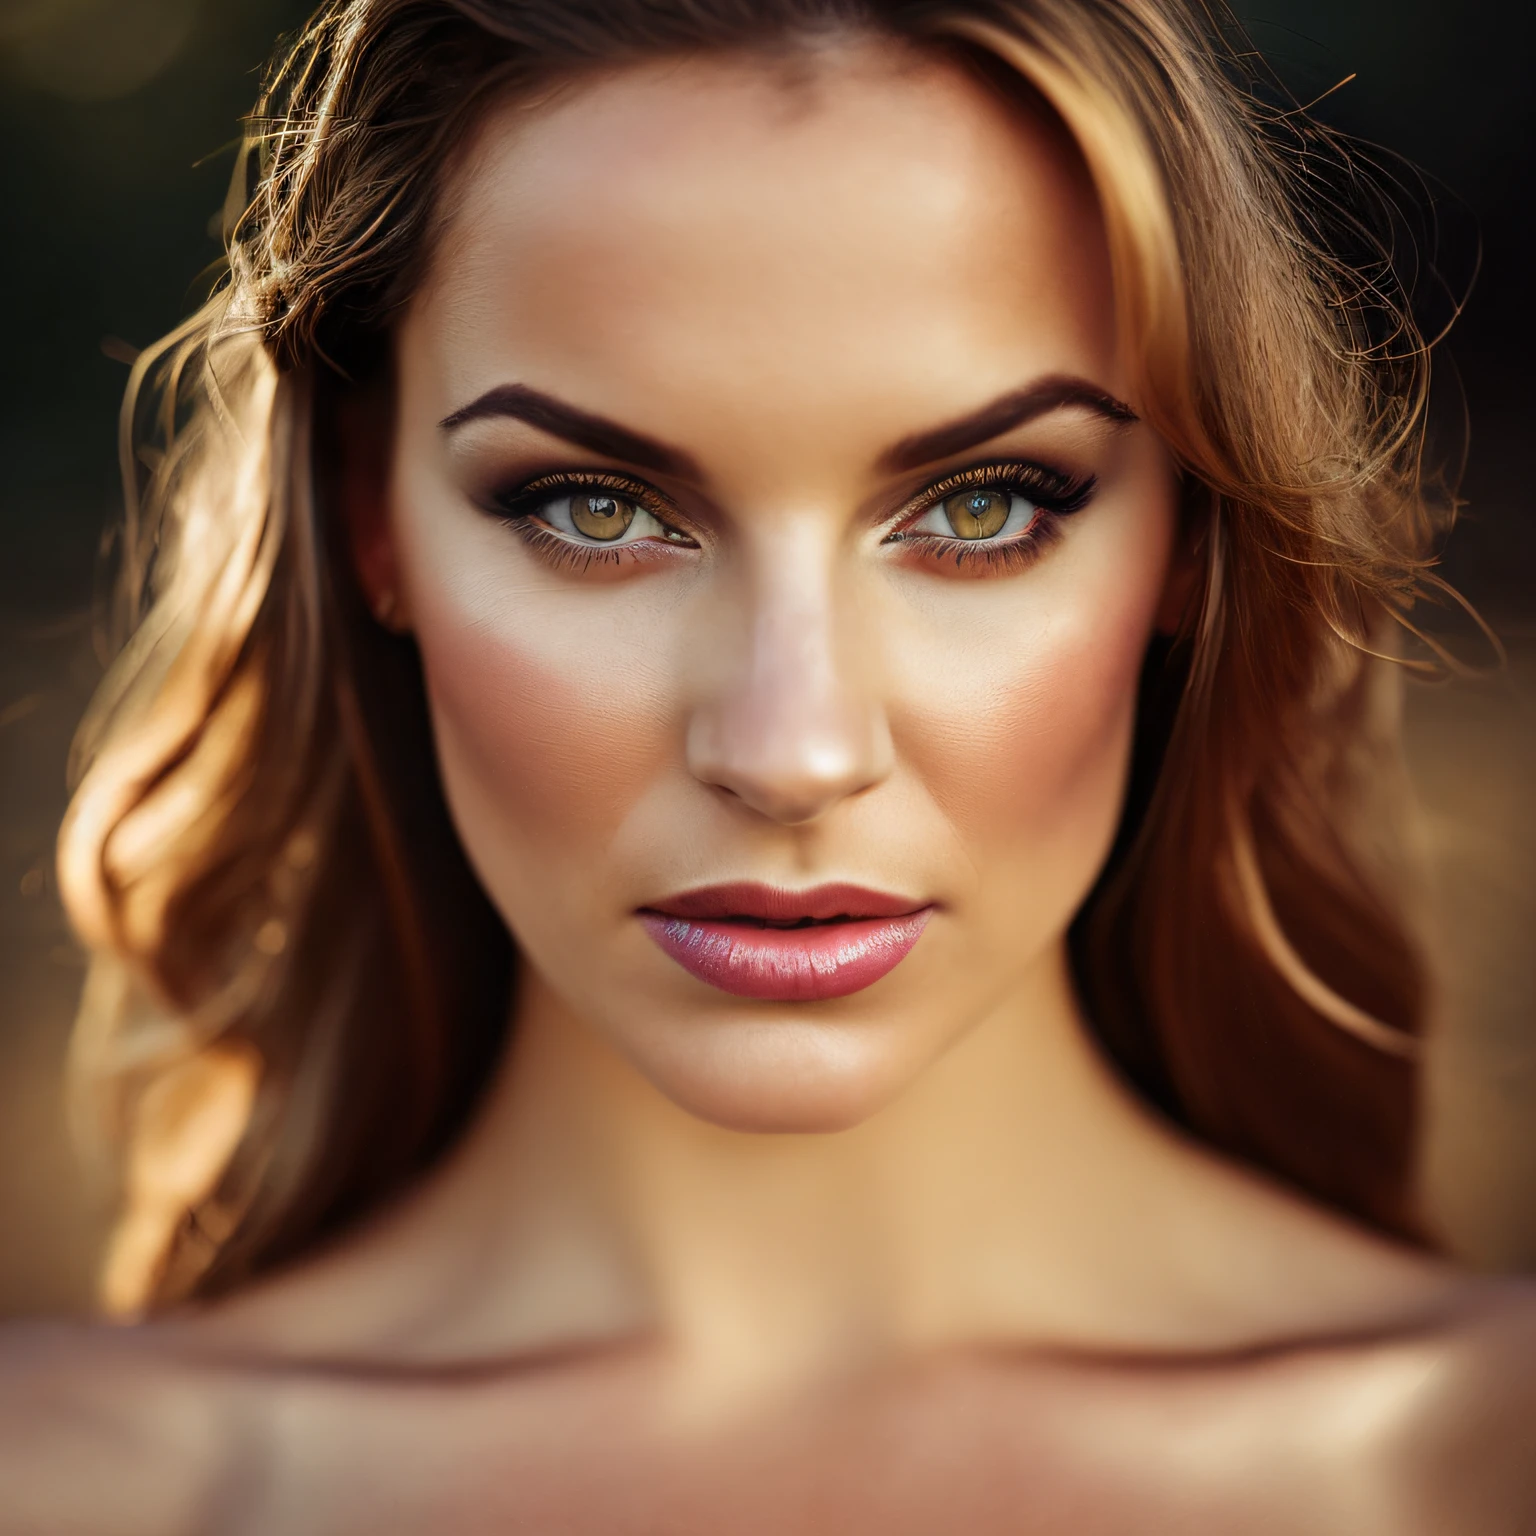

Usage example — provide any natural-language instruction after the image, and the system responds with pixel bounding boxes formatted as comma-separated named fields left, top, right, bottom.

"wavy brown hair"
left=58, top=0, right=1449, bottom=1314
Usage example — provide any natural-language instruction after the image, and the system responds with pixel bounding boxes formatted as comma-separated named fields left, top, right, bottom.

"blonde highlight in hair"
left=59, top=0, right=1451, bottom=1314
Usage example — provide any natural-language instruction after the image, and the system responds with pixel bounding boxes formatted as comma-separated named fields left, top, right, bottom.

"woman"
left=4, top=0, right=1532, bottom=1527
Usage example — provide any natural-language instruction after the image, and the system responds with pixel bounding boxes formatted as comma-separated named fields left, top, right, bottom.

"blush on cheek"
left=1010, top=630, right=1142, bottom=863
left=907, top=591, right=1152, bottom=925
left=415, top=608, right=669, bottom=856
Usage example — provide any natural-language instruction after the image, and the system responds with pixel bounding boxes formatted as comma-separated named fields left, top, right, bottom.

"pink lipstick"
left=639, top=882, right=933, bottom=1002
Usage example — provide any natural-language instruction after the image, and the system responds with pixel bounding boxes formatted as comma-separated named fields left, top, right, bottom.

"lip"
left=639, top=882, right=934, bottom=1002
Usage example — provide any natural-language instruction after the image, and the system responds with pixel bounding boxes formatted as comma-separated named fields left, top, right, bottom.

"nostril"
left=700, top=774, right=825, bottom=827
left=691, top=738, right=889, bottom=826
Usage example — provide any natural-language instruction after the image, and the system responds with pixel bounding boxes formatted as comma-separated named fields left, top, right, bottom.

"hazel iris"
left=571, top=493, right=636, bottom=540
left=942, top=488, right=1012, bottom=540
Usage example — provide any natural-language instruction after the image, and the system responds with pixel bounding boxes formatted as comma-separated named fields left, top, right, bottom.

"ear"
left=1154, top=480, right=1208, bottom=637
left=336, top=386, right=409, bottom=631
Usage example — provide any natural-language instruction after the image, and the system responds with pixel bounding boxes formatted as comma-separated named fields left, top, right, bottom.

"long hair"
left=57, top=0, right=1450, bottom=1314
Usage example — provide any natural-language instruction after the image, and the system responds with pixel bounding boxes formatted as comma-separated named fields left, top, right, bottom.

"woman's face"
left=380, top=43, right=1181, bottom=1132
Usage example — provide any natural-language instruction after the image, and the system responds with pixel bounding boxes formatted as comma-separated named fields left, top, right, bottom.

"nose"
left=686, top=556, right=893, bottom=825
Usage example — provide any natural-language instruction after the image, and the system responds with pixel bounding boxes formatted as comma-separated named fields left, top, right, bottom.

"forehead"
left=410, top=42, right=1119, bottom=459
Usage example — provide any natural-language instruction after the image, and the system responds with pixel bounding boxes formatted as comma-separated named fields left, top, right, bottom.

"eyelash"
left=885, top=462, right=1096, bottom=574
left=489, top=461, right=1096, bottom=576
left=491, top=471, right=690, bottom=573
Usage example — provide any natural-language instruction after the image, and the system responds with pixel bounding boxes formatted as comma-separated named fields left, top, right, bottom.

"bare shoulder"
left=1379, top=1280, right=1536, bottom=1530
left=1224, top=1277, right=1536, bottom=1535
left=0, top=1317, right=239, bottom=1536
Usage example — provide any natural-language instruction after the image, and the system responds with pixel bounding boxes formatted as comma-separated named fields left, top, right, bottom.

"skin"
left=398, top=51, right=1167, bottom=1141
left=2, top=39, right=1533, bottom=1535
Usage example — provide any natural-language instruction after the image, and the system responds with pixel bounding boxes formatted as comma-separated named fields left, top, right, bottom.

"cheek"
left=911, top=618, right=1141, bottom=847
left=425, top=625, right=651, bottom=832
left=401, top=525, right=677, bottom=908
left=892, top=510, right=1170, bottom=915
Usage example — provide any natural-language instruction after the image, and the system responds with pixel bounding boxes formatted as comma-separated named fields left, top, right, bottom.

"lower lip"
left=639, top=909, right=933, bottom=1002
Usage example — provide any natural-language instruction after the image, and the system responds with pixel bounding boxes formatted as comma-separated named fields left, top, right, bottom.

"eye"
left=499, top=474, right=696, bottom=549
left=540, top=490, right=671, bottom=545
left=568, top=491, right=635, bottom=540
left=882, top=463, right=1095, bottom=577
left=909, top=484, right=1045, bottom=542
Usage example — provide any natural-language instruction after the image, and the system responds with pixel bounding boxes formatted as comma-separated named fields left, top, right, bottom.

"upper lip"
left=643, top=881, right=926, bottom=924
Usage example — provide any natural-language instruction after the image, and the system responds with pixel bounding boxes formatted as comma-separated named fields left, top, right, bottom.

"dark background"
left=1, top=0, right=1532, bottom=1313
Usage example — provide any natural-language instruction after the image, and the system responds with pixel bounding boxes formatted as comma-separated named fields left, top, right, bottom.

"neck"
left=354, top=941, right=1449, bottom=1396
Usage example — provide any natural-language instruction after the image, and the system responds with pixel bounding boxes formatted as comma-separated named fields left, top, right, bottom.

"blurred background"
left=0, top=0, right=1532, bottom=1314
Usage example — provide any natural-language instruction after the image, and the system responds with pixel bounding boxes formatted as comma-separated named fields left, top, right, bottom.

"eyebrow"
left=439, top=384, right=701, bottom=480
left=439, top=372, right=1137, bottom=482
left=876, top=375, right=1138, bottom=474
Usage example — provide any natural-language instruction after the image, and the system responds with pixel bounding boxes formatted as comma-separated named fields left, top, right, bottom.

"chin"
left=634, top=1011, right=925, bottom=1135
